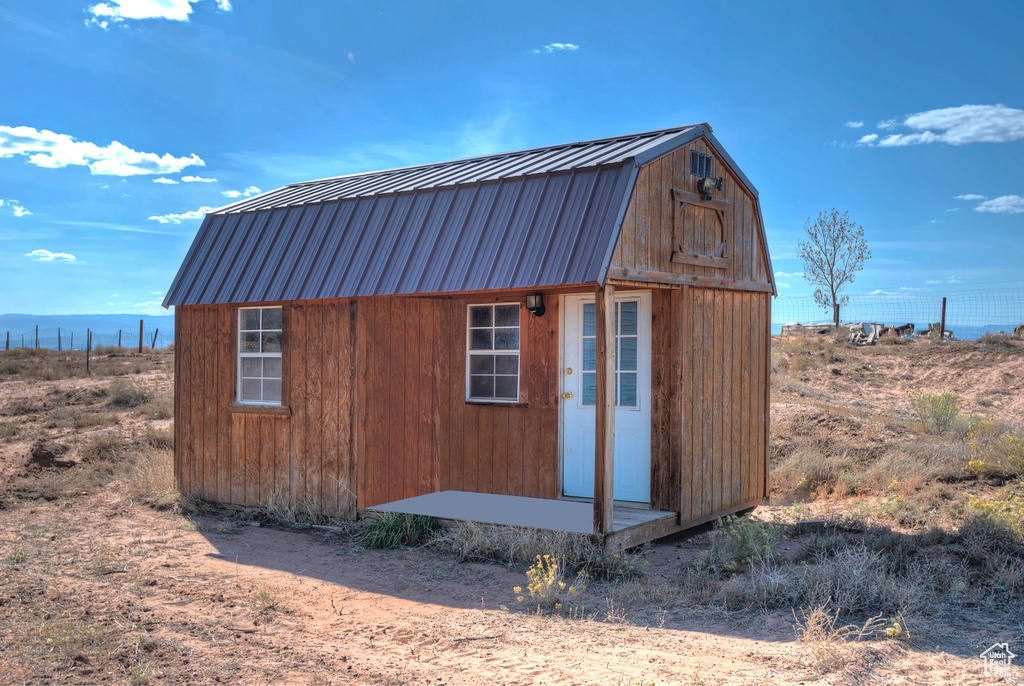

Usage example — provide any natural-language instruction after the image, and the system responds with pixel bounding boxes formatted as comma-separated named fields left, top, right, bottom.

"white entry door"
left=561, top=291, right=652, bottom=504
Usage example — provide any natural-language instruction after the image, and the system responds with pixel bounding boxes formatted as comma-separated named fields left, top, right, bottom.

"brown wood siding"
left=649, top=286, right=769, bottom=525
left=175, top=300, right=357, bottom=516
left=434, top=296, right=560, bottom=503
left=175, top=286, right=767, bottom=527
left=611, top=138, right=771, bottom=286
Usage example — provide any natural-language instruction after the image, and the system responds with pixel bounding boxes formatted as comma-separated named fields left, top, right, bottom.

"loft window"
left=238, top=306, right=283, bottom=404
left=690, top=150, right=713, bottom=178
left=467, top=303, right=520, bottom=402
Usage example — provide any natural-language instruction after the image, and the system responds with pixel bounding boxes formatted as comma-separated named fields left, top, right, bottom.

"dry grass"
left=0, top=347, right=172, bottom=380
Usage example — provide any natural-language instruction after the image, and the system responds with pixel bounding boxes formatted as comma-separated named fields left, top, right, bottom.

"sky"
left=1, top=0, right=1023, bottom=317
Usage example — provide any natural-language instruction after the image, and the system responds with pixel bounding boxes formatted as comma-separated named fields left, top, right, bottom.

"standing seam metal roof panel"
left=164, top=124, right=774, bottom=306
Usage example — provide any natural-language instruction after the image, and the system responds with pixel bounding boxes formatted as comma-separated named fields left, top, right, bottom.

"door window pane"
left=618, top=372, right=637, bottom=407
left=582, top=372, right=596, bottom=406
left=618, top=301, right=637, bottom=336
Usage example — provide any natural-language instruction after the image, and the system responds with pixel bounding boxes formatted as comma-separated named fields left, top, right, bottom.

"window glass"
left=467, top=303, right=520, bottom=402
left=238, top=306, right=283, bottom=405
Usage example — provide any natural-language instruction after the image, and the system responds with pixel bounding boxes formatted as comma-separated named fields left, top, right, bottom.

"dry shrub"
left=430, top=521, right=610, bottom=575
left=793, top=604, right=885, bottom=674
left=126, top=447, right=179, bottom=509
left=80, top=432, right=129, bottom=463
left=978, top=332, right=1015, bottom=347
left=108, top=378, right=153, bottom=408
left=140, top=389, right=173, bottom=419
left=908, top=389, right=961, bottom=433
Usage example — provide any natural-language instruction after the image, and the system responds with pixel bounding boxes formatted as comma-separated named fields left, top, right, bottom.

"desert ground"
left=1, top=337, right=1022, bottom=685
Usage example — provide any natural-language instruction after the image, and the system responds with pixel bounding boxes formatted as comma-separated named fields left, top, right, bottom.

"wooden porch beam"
left=594, top=283, right=615, bottom=535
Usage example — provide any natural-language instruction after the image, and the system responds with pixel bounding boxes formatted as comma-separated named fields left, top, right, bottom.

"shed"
left=163, top=123, right=775, bottom=550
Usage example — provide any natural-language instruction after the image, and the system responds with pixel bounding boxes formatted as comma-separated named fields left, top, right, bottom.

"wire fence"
left=773, top=290, right=1024, bottom=340
left=2, top=324, right=173, bottom=352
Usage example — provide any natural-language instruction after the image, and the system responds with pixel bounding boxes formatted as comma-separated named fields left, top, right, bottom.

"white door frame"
left=557, top=290, right=652, bottom=505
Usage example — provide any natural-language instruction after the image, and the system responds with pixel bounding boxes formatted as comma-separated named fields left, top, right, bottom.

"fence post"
left=35, top=325, right=38, bottom=350
left=4, top=331, right=8, bottom=351
left=58, top=327, right=61, bottom=352
left=139, top=319, right=143, bottom=353
left=70, top=332, right=74, bottom=351
left=86, top=329, right=91, bottom=374
left=21, top=334, right=24, bottom=348
left=940, top=297, right=947, bottom=340
left=118, top=330, right=122, bottom=348
left=833, top=303, right=840, bottom=328
left=151, top=328, right=159, bottom=349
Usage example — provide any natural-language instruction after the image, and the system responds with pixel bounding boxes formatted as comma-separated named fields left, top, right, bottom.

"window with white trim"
left=238, top=306, right=283, bottom=404
left=467, top=303, right=520, bottom=402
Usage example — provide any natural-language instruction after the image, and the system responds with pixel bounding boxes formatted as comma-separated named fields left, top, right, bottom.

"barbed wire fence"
left=773, top=290, right=1024, bottom=340
left=3, top=324, right=173, bottom=352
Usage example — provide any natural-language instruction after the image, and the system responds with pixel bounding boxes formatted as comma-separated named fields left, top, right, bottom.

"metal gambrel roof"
left=164, top=123, right=768, bottom=306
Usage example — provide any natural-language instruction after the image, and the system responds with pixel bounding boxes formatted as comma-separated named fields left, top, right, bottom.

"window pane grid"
left=467, top=304, right=520, bottom=402
left=581, top=300, right=639, bottom=408
left=239, top=306, right=283, bottom=404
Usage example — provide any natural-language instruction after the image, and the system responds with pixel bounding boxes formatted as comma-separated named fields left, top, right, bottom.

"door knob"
left=562, top=391, right=573, bottom=399
left=565, top=367, right=573, bottom=375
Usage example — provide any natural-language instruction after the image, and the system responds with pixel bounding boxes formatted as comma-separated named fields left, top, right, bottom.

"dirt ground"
left=1, top=343, right=1022, bottom=685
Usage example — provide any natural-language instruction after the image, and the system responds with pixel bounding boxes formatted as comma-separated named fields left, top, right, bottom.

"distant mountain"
left=0, top=313, right=175, bottom=350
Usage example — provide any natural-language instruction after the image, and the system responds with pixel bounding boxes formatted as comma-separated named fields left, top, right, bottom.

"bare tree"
left=797, top=209, right=870, bottom=325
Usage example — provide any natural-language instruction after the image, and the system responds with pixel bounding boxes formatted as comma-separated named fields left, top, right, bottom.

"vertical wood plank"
left=438, top=300, right=453, bottom=492
left=700, top=289, right=713, bottom=519
left=649, top=289, right=666, bottom=510
left=244, top=414, right=258, bottom=505
left=173, top=309, right=184, bottom=494
left=322, top=300, right=341, bottom=514
left=305, top=301, right=323, bottom=510
left=217, top=307, right=231, bottom=504
left=289, top=302, right=306, bottom=508
left=761, top=294, right=770, bottom=500
left=712, top=289, right=724, bottom=515
left=353, top=299, right=368, bottom=512
left=593, top=283, right=615, bottom=534
left=202, top=307, right=216, bottom=501
left=539, top=408, right=558, bottom=499
left=229, top=413, right=244, bottom=504
left=259, top=415, right=273, bottom=503
left=428, top=301, right=442, bottom=495
left=677, top=287, right=690, bottom=523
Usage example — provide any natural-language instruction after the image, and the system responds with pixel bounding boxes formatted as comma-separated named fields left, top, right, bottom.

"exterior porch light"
left=525, top=294, right=546, bottom=317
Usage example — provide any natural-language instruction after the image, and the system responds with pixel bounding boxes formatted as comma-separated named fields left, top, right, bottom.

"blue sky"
left=1, top=0, right=1022, bottom=316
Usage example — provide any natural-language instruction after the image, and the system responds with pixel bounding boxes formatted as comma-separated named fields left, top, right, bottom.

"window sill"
left=228, top=403, right=291, bottom=416
left=465, top=400, right=530, bottom=408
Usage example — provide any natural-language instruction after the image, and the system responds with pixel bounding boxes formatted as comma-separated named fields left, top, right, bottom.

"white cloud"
left=532, top=42, right=579, bottom=54
left=86, top=0, right=231, bottom=26
left=148, top=206, right=213, bottom=223
left=869, top=289, right=899, bottom=295
left=26, top=249, right=76, bottom=262
left=181, top=175, right=217, bottom=183
left=955, top=194, right=986, bottom=201
left=925, top=280, right=941, bottom=284
left=778, top=282, right=791, bottom=289
left=152, top=177, right=178, bottom=184
left=877, top=119, right=898, bottom=130
left=975, top=195, right=1024, bottom=214
left=221, top=185, right=261, bottom=198
left=856, top=133, right=879, bottom=146
left=0, top=125, right=204, bottom=176
left=0, top=199, right=31, bottom=217
left=774, top=271, right=803, bottom=278
left=844, top=120, right=864, bottom=129
left=857, top=104, right=1024, bottom=147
